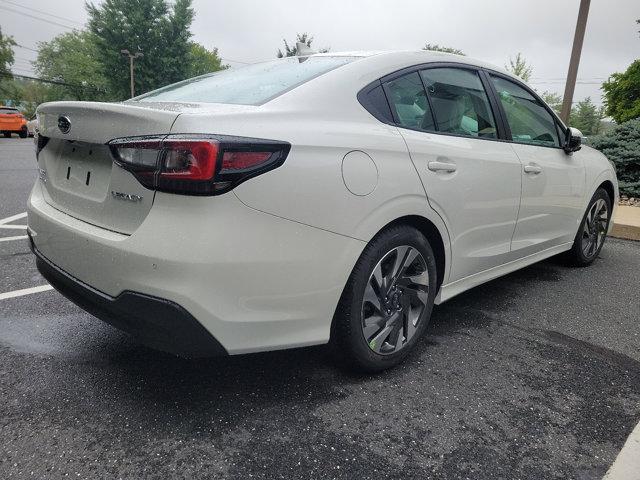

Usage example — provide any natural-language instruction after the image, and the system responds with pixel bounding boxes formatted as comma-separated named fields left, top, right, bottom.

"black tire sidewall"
left=571, top=188, right=612, bottom=265
left=333, top=226, right=437, bottom=372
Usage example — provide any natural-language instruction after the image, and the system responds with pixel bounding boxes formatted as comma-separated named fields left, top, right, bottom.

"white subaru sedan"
left=28, top=51, right=618, bottom=371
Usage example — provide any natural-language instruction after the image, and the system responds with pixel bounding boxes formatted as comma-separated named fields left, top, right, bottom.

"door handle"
left=523, top=164, right=542, bottom=174
left=428, top=161, right=457, bottom=173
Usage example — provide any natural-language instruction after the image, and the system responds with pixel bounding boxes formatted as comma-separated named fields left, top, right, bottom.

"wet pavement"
left=1, top=137, right=639, bottom=479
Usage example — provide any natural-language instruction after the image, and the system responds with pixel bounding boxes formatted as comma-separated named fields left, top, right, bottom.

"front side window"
left=490, top=75, right=561, bottom=147
left=383, top=72, right=435, bottom=131
left=420, top=68, right=497, bottom=139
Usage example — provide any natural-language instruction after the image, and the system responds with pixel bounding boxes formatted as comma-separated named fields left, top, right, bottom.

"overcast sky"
left=2, top=0, right=638, bottom=105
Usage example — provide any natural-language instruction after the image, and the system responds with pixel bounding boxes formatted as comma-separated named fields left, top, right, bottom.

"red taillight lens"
left=160, top=141, right=218, bottom=179
left=108, top=135, right=290, bottom=196
left=221, top=151, right=272, bottom=171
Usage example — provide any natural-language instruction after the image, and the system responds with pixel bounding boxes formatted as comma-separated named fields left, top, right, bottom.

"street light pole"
left=560, top=0, right=591, bottom=124
left=120, top=49, right=144, bottom=98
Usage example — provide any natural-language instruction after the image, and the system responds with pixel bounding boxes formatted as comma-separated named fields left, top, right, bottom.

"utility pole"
left=560, top=0, right=591, bottom=124
left=120, top=49, right=144, bottom=98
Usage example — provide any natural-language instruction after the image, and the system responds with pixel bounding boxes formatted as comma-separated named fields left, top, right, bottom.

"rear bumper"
left=32, top=239, right=227, bottom=357
left=27, top=180, right=365, bottom=355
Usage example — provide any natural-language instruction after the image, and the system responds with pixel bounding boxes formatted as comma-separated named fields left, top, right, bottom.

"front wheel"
left=565, top=188, right=612, bottom=267
left=330, top=225, right=437, bottom=372
left=19, top=127, right=28, bottom=138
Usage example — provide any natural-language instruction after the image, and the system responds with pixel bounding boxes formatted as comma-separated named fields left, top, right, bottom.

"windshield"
left=136, top=56, right=359, bottom=106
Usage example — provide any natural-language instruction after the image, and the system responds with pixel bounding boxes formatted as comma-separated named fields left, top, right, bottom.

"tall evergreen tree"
left=505, top=53, right=533, bottom=82
left=86, top=0, right=194, bottom=99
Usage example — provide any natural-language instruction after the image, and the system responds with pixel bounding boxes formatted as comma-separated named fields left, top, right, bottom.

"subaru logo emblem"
left=58, top=115, right=71, bottom=134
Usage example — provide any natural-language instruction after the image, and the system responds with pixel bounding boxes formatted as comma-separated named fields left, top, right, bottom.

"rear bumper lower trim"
left=30, top=235, right=228, bottom=358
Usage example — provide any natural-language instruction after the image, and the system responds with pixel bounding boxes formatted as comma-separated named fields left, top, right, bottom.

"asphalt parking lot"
left=1, top=136, right=639, bottom=479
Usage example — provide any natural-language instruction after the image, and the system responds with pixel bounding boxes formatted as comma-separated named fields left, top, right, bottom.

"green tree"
left=186, top=43, right=227, bottom=77
left=540, top=91, right=563, bottom=114
left=86, top=0, right=195, bottom=99
left=590, top=119, right=640, bottom=196
left=422, top=44, right=464, bottom=55
left=602, top=60, right=640, bottom=124
left=277, top=33, right=328, bottom=57
left=34, top=30, right=110, bottom=101
left=0, top=26, right=16, bottom=77
left=505, top=53, right=533, bottom=82
left=568, top=97, right=603, bottom=136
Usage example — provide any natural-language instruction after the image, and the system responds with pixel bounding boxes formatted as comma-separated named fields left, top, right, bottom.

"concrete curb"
left=603, top=420, right=640, bottom=479
left=611, top=205, right=640, bottom=241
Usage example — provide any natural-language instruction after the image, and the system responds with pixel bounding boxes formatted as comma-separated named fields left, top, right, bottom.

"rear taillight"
left=108, top=134, right=290, bottom=195
left=35, top=135, right=49, bottom=158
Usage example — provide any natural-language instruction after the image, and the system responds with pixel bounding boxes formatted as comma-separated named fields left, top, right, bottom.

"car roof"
left=310, top=50, right=517, bottom=81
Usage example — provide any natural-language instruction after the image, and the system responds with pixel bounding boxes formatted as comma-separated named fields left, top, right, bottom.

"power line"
left=0, top=0, right=84, bottom=26
left=1, top=71, right=104, bottom=90
left=0, top=5, right=76, bottom=30
left=14, top=43, right=39, bottom=53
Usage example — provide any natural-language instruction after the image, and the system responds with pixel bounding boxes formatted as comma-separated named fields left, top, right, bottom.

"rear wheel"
left=3, top=132, right=10, bottom=138
left=330, top=225, right=437, bottom=372
left=565, top=188, right=611, bottom=267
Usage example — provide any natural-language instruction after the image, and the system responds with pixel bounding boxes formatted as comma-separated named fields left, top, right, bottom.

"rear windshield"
left=137, top=56, right=358, bottom=106
left=0, top=108, right=19, bottom=114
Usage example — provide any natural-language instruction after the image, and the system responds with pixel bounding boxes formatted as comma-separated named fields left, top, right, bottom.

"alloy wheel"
left=581, top=198, right=608, bottom=259
left=361, top=245, right=429, bottom=355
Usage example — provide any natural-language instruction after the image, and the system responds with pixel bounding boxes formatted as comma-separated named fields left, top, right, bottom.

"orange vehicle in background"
left=0, top=106, right=28, bottom=138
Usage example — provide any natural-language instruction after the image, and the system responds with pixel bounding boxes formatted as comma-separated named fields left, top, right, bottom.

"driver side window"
left=490, top=75, right=561, bottom=147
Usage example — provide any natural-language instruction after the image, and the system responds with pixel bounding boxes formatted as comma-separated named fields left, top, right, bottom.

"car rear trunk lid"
left=35, top=101, right=185, bottom=235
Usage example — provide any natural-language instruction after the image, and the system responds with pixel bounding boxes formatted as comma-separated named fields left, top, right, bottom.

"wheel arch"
left=598, top=180, right=615, bottom=207
left=372, top=215, right=447, bottom=292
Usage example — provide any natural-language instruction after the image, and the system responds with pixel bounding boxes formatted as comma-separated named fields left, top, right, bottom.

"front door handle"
left=428, top=161, right=457, bottom=173
left=523, top=164, right=542, bottom=174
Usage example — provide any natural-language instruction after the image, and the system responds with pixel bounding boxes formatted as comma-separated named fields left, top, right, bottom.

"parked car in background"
left=26, top=115, right=38, bottom=137
left=0, top=106, right=28, bottom=138
left=28, top=51, right=618, bottom=372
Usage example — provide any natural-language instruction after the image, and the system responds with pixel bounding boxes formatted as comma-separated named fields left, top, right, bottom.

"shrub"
left=589, top=119, right=640, bottom=197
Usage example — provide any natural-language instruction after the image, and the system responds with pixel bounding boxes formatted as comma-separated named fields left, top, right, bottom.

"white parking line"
left=0, top=285, right=54, bottom=301
left=0, top=212, right=27, bottom=225
left=604, top=420, right=640, bottom=479
left=0, top=224, right=27, bottom=230
left=0, top=235, right=28, bottom=243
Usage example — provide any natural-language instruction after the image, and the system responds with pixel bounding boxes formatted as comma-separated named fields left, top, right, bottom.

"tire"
left=19, top=127, right=28, bottom=139
left=564, top=188, right=612, bottom=267
left=330, top=225, right=437, bottom=373
left=3, top=132, right=10, bottom=138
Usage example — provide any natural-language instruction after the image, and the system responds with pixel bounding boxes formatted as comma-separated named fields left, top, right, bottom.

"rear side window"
left=490, top=75, right=561, bottom=147
left=0, top=108, right=19, bottom=114
left=420, top=68, right=497, bottom=139
left=137, top=56, right=358, bottom=106
left=383, top=72, right=435, bottom=131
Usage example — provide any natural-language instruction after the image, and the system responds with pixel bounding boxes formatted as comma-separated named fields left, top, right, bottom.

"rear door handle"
left=428, top=161, right=457, bottom=173
left=523, top=164, right=542, bottom=174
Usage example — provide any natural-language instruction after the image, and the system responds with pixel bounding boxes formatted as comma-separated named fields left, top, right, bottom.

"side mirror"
left=564, top=127, right=582, bottom=154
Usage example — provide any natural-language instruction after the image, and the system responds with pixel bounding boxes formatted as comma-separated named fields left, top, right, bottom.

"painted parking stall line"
left=0, top=285, right=54, bottom=301
left=0, top=235, right=28, bottom=243
left=0, top=212, right=27, bottom=225
left=604, top=420, right=640, bottom=480
left=0, top=224, right=27, bottom=230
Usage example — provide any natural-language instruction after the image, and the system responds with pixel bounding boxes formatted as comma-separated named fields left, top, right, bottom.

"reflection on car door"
left=383, top=67, right=522, bottom=282
left=489, top=74, right=585, bottom=254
